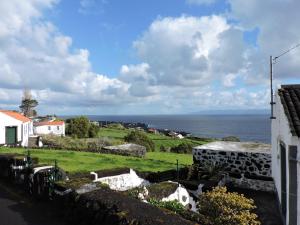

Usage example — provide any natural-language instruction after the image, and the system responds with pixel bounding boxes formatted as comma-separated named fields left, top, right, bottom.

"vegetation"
left=170, top=143, right=193, bottom=154
left=42, top=135, right=113, bottom=151
left=197, top=186, right=260, bottom=225
left=66, top=116, right=99, bottom=138
left=98, top=127, right=209, bottom=152
left=148, top=199, right=185, bottom=214
left=19, top=89, right=38, bottom=117
left=124, top=130, right=155, bottom=152
left=222, top=136, right=240, bottom=142
left=0, top=148, right=192, bottom=173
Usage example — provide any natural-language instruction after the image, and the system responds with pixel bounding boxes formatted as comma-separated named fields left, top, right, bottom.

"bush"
left=160, top=145, right=169, bottom=152
left=197, top=186, right=260, bottom=225
left=148, top=199, right=185, bottom=214
left=88, top=123, right=99, bottom=138
left=170, top=143, right=192, bottom=154
left=41, top=135, right=112, bottom=152
left=222, top=136, right=240, bottom=142
left=107, top=123, right=124, bottom=129
left=66, top=116, right=90, bottom=138
left=124, top=131, right=155, bottom=152
left=66, top=117, right=99, bottom=138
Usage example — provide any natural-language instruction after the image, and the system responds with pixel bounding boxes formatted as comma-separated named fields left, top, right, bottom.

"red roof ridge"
left=34, top=121, right=65, bottom=126
left=0, top=110, right=31, bottom=123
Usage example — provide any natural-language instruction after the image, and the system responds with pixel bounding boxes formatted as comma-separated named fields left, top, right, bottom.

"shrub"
left=222, top=136, right=240, bottom=142
left=107, top=123, right=124, bottom=129
left=170, top=143, right=192, bottom=154
left=66, top=116, right=90, bottom=138
left=88, top=123, right=99, bottom=138
left=148, top=199, right=185, bottom=214
left=197, top=186, right=260, bottom=225
left=41, top=135, right=112, bottom=152
left=66, top=117, right=100, bottom=138
left=124, top=131, right=155, bottom=151
left=160, top=145, right=169, bottom=152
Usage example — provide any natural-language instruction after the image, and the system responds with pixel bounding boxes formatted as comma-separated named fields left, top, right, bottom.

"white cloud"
left=228, top=0, right=300, bottom=82
left=1, top=0, right=289, bottom=114
left=0, top=0, right=134, bottom=112
left=132, top=15, right=233, bottom=87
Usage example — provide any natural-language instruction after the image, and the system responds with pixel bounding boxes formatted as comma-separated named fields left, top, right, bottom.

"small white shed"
left=0, top=110, right=33, bottom=147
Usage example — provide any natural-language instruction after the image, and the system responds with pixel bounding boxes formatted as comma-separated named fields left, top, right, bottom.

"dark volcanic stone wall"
left=193, top=148, right=271, bottom=177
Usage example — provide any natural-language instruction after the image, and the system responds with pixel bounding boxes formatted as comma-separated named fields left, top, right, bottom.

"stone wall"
left=193, top=148, right=271, bottom=177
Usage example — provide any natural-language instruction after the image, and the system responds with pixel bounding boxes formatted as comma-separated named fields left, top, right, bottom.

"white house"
left=272, top=84, right=300, bottom=225
left=34, top=121, right=65, bottom=136
left=0, top=110, right=33, bottom=147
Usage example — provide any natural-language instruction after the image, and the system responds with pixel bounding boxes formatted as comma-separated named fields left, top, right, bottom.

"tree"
left=197, top=186, right=260, bottom=225
left=66, top=117, right=99, bottom=138
left=124, top=130, right=155, bottom=151
left=66, top=116, right=90, bottom=138
left=19, top=89, right=38, bottom=117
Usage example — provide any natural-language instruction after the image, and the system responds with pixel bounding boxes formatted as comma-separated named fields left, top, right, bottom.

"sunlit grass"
left=0, top=148, right=192, bottom=174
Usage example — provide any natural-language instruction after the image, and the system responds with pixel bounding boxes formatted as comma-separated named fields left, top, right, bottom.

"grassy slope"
left=0, top=148, right=192, bottom=173
left=98, top=128, right=207, bottom=151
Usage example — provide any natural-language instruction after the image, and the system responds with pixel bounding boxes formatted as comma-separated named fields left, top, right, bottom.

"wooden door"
left=5, top=126, right=17, bottom=145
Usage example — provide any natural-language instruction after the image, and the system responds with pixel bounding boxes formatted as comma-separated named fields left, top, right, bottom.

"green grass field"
left=0, top=148, right=192, bottom=174
left=98, top=128, right=208, bottom=151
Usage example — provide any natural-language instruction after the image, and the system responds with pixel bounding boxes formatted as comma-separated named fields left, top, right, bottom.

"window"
left=48, top=126, right=51, bottom=131
left=57, top=126, right=60, bottom=130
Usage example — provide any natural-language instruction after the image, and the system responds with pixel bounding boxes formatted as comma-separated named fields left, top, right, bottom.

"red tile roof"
left=35, top=121, right=65, bottom=126
left=0, top=110, right=31, bottom=123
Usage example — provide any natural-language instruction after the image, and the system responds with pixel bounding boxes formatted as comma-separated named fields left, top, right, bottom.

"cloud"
left=132, top=15, right=233, bottom=87
left=228, top=0, right=300, bottom=82
left=1, top=0, right=289, bottom=114
left=0, top=0, right=134, bottom=113
left=186, top=0, right=216, bottom=5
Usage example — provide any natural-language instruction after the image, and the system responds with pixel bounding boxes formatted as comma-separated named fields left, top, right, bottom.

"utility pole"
left=270, top=56, right=276, bottom=119
left=269, top=43, right=300, bottom=120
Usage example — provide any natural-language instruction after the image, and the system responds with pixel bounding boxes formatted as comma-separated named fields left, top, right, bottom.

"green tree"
left=124, top=130, right=155, bottom=151
left=197, top=186, right=260, bottom=225
left=66, top=116, right=90, bottom=138
left=19, top=89, right=38, bottom=117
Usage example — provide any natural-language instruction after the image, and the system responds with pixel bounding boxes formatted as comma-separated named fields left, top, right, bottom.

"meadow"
left=98, top=127, right=209, bottom=151
left=0, top=148, right=193, bottom=174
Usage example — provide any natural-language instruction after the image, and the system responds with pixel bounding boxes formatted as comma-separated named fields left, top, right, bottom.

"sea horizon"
left=61, top=114, right=271, bottom=144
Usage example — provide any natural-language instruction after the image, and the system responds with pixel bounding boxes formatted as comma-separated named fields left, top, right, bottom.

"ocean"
left=79, top=114, right=271, bottom=143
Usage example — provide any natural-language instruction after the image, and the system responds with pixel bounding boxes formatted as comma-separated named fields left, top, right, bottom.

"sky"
left=0, top=0, right=300, bottom=115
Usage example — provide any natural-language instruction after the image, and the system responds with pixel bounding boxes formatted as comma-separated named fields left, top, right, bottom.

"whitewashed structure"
left=0, top=110, right=33, bottom=147
left=90, top=169, right=149, bottom=191
left=271, top=85, right=300, bottom=225
left=34, top=121, right=65, bottom=136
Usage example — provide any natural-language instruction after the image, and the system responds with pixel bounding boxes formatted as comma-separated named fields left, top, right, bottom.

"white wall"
left=0, top=112, right=32, bottom=147
left=34, top=124, right=65, bottom=136
left=272, top=92, right=300, bottom=225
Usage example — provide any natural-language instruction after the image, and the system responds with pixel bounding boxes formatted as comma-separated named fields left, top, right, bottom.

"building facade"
left=0, top=110, right=33, bottom=147
left=272, top=85, right=300, bottom=225
left=34, top=121, right=65, bottom=136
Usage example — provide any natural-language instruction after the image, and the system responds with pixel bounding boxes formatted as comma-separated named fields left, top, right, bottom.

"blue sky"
left=0, top=0, right=299, bottom=115
left=50, top=0, right=230, bottom=76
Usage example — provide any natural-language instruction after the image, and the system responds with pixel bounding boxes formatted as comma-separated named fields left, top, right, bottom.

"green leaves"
left=124, top=130, right=155, bottom=151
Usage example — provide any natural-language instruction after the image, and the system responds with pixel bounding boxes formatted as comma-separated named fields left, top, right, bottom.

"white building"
left=0, top=110, right=33, bottom=147
left=34, top=121, right=65, bottom=136
left=272, top=84, right=300, bottom=225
